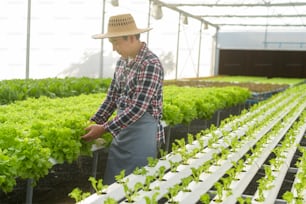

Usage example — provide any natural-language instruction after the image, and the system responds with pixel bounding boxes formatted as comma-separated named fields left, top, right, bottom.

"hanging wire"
left=289, top=0, right=306, bottom=26
left=178, top=22, right=200, bottom=78
left=263, top=0, right=270, bottom=48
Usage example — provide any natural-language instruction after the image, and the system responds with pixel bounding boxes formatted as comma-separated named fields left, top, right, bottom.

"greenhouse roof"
left=153, top=0, right=306, bottom=31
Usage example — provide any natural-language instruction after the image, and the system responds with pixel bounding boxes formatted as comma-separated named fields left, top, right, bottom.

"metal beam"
left=25, top=0, right=31, bottom=79
left=215, top=23, right=306, bottom=27
left=175, top=12, right=181, bottom=79
left=152, top=0, right=219, bottom=29
left=197, top=14, right=306, bottom=18
left=166, top=2, right=306, bottom=7
left=99, top=0, right=106, bottom=79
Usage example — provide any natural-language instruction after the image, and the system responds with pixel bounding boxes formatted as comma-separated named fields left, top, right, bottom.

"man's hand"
left=81, top=124, right=106, bottom=142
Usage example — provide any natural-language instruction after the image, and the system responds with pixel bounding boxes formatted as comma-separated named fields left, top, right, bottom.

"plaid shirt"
left=91, top=43, right=165, bottom=143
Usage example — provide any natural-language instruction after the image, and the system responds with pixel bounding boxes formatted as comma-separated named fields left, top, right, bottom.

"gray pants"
left=103, top=112, right=157, bottom=185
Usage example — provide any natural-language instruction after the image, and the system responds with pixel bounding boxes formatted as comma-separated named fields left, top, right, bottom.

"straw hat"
left=92, top=13, right=152, bottom=39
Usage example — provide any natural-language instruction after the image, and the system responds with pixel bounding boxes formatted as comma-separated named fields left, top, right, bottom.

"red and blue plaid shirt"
left=91, top=42, right=165, bottom=143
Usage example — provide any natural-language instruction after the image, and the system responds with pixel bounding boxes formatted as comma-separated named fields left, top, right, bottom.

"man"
left=81, top=13, right=164, bottom=185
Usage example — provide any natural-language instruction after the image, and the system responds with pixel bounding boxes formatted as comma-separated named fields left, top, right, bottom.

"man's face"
left=109, top=36, right=130, bottom=58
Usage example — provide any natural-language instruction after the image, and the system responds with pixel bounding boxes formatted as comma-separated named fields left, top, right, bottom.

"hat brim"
left=92, top=28, right=152, bottom=39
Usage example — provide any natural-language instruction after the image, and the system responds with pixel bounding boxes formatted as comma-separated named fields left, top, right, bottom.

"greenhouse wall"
left=218, top=49, right=306, bottom=78
left=217, top=31, right=306, bottom=51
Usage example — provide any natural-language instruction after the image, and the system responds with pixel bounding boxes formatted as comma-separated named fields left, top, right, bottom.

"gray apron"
left=103, top=111, right=157, bottom=185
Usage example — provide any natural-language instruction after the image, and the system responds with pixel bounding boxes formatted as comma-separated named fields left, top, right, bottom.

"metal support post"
left=217, top=110, right=221, bottom=127
left=165, top=127, right=171, bottom=153
left=26, top=178, right=33, bottom=204
left=92, top=150, right=99, bottom=178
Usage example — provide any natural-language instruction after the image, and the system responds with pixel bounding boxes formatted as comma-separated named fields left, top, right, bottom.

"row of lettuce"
left=0, top=77, right=112, bottom=105
left=0, top=83, right=250, bottom=193
left=1, top=76, right=304, bottom=105
left=76, top=83, right=306, bottom=204
left=203, top=75, right=306, bottom=85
